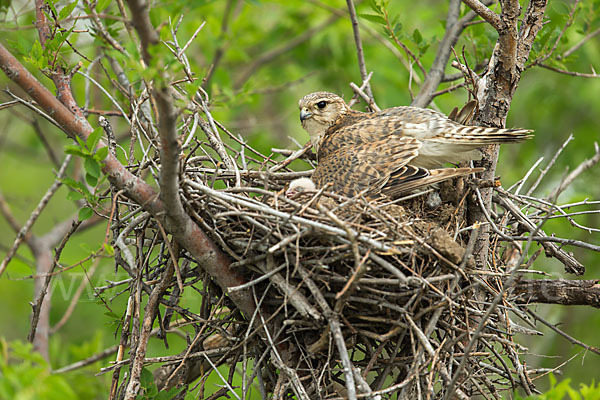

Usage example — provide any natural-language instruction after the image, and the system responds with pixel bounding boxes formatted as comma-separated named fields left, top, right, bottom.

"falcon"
left=298, top=91, right=532, bottom=198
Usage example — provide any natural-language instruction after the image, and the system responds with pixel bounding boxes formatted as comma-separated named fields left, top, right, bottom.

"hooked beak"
left=300, top=109, right=312, bottom=122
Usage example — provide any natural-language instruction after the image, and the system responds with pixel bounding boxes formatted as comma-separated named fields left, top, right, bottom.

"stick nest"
left=147, top=139, right=547, bottom=399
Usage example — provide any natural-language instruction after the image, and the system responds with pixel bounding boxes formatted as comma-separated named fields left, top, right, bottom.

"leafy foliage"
left=0, top=0, right=599, bottom=398
left=516, top=374, right=600, bottom=400
left=0, top=339, right=77, bottom=400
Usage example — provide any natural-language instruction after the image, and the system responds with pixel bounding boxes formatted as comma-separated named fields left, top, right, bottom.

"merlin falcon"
left=298, top=91, right=532, bottom=198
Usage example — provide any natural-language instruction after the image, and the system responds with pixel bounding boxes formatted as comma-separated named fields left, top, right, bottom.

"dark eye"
left=316, top=101, right=327, bottom=109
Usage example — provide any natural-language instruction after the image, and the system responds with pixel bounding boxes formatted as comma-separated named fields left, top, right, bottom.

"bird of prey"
left=298, top=91, right=532, bottom=198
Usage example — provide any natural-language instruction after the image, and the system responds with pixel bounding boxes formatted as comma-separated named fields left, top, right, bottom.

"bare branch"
left=461, top=0, right=503, bottom=30
left=560, top=27, right=600, bottom=60
left=346, top=0, right=374, bottom=103
left=0, top=156, right=71, bottom=277
left=412, top=0, right=495, bottom=107
left=234, top=12, right=342, bottom=89
left=27, top=220, right=82, bottom=343
left=526, top=134, right=574, bottom=196
left=527, top=309, right=600, bottom=355
left=548, top=142, right=600, bottom=200
left=125, top=0, right=159, bottom=64
left=124, top=245, right=177, bottom=400
left=538, top=63, right=600, bottom=78
left=0, top=40, right=256, bottom=332
left=514, top=279, right=600, bottom=308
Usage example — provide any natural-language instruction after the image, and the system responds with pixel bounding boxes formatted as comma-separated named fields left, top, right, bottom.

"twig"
left=345, top=0, right=374, bottom=103
left=0, top=156, right=71, bottom=277
left=412, top=0, right=493, bottom=107
left=559, top=27, right=600, bottom=60
left=28, top=221, right=82, bottom=343
left=526, top=134, right=574, bottom=196
left=538, top=63, right=600, bottom=78
left=349, top=80, right=381, bottom=112
left=443, top=193, right=549, bottom=399
left=461, top=0, right=503, bottom=30
left=527, top=309, right=600, bottom=355
left=234, top=12, right=342, bottom=89
left=186, top=180, right=402, bottom=254
left=54, top=345, right=119, bottom=374
left=269, top=142, right=313, bottom=173
left=547, top=142, right=600, bottom=200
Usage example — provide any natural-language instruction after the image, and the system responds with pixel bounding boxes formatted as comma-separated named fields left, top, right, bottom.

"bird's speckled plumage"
left=298, top=92, right=532, bottom=197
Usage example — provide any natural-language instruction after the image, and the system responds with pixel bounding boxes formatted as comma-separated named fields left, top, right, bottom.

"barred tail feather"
left=441, top=127, right=534, bottom=144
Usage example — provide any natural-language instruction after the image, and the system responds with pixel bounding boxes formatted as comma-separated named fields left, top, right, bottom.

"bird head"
left=285, top=177, right=316, bottom=198
left=298, top=92, right=349, bottom=152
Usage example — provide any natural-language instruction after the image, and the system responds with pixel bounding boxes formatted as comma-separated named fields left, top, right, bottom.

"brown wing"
left=313, top=135, right=421, bottom=197
left=381, top=167, right=484, bottom=198
left=320, top=112, right=410, bottom=154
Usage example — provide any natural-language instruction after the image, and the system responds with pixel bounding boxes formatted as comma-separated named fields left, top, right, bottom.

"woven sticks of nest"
left=105, top=113, right=598, bottom=399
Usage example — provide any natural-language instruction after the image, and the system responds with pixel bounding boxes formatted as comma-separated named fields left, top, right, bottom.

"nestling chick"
left=285, top=177, right=316, bottom=198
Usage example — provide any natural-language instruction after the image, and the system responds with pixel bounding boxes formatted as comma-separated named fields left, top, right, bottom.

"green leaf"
left=156, top=387, right=184, bottom=400
left=369, top=0, right=383, bottom=13
left=86, top=127, right=103, bottom=151
left=30, top=40, right=43, bottom=60
left=85, top=172, right=98, bottom=187
left=393, top=22, right=403, bottom=37
left=96, top=0, right=111, bottom=12
left=58, top=2, right=77, bottom=20
left=84, top=157, right=101, bottom=179
left=66, top=191, right=84, bottom=201
left=78, top=207, right=93, bottom=221
left=104, top=311, right=120, bottom=319
left=103, top=243, right=115, bottom=256
left=358, top=13, right=386, bottom=25
left=46, top=0, right=57, bottom=16
left=75, top=135, right=87, bottom=151
left=64, top=145, right=87, bottom=157
left=61, top=177, right=84, bottom=192
left=140, top=368, right=155, bottom=389
left=94, top=147, right=109, bottom=162
left=412, top=28, right=423, bottom=44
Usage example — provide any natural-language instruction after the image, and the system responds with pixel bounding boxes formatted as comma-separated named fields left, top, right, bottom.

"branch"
left=35, top=0, right=88, bottom=122
left=124, top=0, right=159, bottom=64
left=560, top=27, right=600, bottom=60
left=346, top=0, right=374, bottom=103
left=203, top=0, right=237, bottom=88
left=28, top=221, right=82, bottom=343
left=547, top=142, right=600, bottom=201
left=412, top=0, right=495, bottom=107
left=466, top=0, right=548, bottom=267
left=461, top=0, right=503, bottom=30
left=496, top=193, right=585, bottom=275
left=124, top=244, right=176, bottom=399
left=527, top=309, right=600, bottom=355
left=514, top=279, right=600, bottom=308
left=0, top=43, right=255, bottom=319
left=155, top=88, right=185, bottom=219
left=538, top=63, right=600, bottom=78
left=0, top=156, right=71, bottom=277
left=234, top=13, right=342, bottom=89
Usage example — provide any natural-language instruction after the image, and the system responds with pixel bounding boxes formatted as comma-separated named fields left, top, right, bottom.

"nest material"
left=171, top=148, right=540, bottom=399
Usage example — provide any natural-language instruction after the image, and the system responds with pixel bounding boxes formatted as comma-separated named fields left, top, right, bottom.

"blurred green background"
left=0, top=0, right=599, bottom=398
